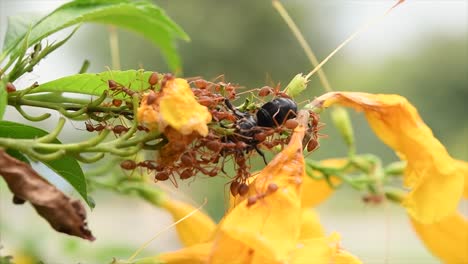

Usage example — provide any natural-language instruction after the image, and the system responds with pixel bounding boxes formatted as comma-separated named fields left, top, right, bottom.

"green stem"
left=15, top=105, right=51, bottom=121
left=37, top=117, right=65, bottom=143
left=74, top=153, right=105, bottom=163
left=22, top=93, right=93, bottom=105
left=8, top=96, right=133, bottom=119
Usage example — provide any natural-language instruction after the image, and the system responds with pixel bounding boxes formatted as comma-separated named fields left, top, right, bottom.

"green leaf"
left=33, top=69, right=153, bottom=96
left=3, top=13, right=43, bottom=51
left=0, top=81, right=6, bottom=120
left=0, top=121, right=92, bottom=207
left=6, top=149, right=30, bottom=164
left=2, top=0, right=189, bottom=71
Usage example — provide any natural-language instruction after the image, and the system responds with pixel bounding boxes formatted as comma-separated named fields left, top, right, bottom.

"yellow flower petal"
left=12, top=252, right=37, bottom=264
left=334, top=249, right=364, bottom=264
left=315, top=92, right=464, bottom=223
left=159, top=78, right=211, bottom=136
left=157, top=242, right=211, bottom=264
left=289, top=233, right=362, bottom=264
left=410, top=212, right=468, bottom=264
left=137, top=78, right=212, bottom=136
left=212, top=122, right=307, bottom=262
left=302, top=159, right=345, bottom=208
left=456, top=159, right=468, bottom=198
left=209, top=233, right=274, bottom=264
left=161, top=199, right=216, bottom=247
left=299, top=209, right=325, bottom=239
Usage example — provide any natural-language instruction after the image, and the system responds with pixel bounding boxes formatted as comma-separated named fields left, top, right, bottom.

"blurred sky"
left=1, top=0, right=467, bottom=78
left=0, top=1, right=467, bottom=263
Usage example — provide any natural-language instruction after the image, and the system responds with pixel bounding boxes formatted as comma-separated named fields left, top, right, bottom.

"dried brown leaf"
left=0, top=149, right=94, bottom=241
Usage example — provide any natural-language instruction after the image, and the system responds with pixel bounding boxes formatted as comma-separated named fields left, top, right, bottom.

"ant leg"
left=224, top=98, right=245, bottom=118
left=254, top=145, right=268, bottom=165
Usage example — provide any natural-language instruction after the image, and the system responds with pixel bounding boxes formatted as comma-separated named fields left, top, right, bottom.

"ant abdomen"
left=256, top=98, right=297, bottom=128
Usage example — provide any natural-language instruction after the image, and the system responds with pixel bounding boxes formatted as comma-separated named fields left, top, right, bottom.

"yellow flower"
left=302, top=159, right=345, bottom=208
left=410, top=212, right=468, bottom=264
left=160, top=199, right=216, bottom=247
left=141, top=112, right=361, bottom=264
left=459, top=159, right=468, bottom=198
left=137, top=78, right=211, bottom=136
left=299, top=209, right=325, bottom=239
left=306, top=91, right=468, bottom=263
left=312, top=92, right=465, bottom=224
left=409, top=159, right=468, bottom=263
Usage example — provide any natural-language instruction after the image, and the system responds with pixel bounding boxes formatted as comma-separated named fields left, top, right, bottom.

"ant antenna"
left=305, top=0, right=405, bottom=80
left=274, top=0, right=405, bottom=82
left=272, top=0, right=333, bottom=92
left=126, top=198, right=208, bottom=262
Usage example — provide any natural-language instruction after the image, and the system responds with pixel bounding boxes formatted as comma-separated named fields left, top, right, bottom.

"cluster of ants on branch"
left=85, top=72, right=321, bottom=206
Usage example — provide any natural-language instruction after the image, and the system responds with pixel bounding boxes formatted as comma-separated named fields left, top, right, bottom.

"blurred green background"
left=0, top=0, right=466, bottom=263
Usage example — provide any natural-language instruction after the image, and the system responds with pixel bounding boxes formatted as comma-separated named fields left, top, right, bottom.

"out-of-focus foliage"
left=0, top=1, right=466, bottom=263
left=1, top=0, right=188, bottom=71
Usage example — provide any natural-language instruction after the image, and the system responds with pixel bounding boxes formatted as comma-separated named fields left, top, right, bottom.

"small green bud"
left=384, top=188, right=406, bottom=204
left=284, top=73, right=308, bottom=97
left=330, top=106, right=354, bottom=148
left=384, top=161, right=407, bottom=176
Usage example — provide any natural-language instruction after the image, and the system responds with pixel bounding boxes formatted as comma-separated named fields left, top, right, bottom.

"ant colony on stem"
left=95, top=71, right=322, bottom=198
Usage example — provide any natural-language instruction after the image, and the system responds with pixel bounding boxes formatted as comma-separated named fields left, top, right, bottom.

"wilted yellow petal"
left=137, top=78, right=212, bottom=136
left=211, top=122, right=307, bottom=262
left=410, top=212, right=468, bottom=264
left=161, top=199, right=216, bottom=247
left=159, top=78, right=211, bottom=136
left=302, top=159, right=345, bottom=208
left=157, top=242, right=211, bottom=264
left=137, top=92, right=160, bottom=131
left=299, top=209, right=325, bottom=239
left=315, top=92, right=464, bottom=223
left=289, top=233, right=361, bottom=264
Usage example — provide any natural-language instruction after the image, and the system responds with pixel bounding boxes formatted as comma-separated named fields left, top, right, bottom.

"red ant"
left=148, top=72, right=159, bottom=88
left=112, top=124, right=129, bottom=136
left=230, top=180, right=250, bottom=197
left=108, top=79, right=136, bottom=97
left=210, top=110, right=237, bottom=122
left=112, top=99, right=123, bottom=107
left=362, top=194, right=384, bottom=205
left=6, top=82, right=16, bottom=93
left=193, top=79, right=208, bottom=89
left=85, top=120, right=129, bottom=136
left=257, top=84, right=290, bottom=98
left=304, top=111, right=322, bottom=152
left=85, top=121, right=106, bottom=132
left=137, top=125, right=149, bottom=132
left=160, top=73, right=174, bottom=90
left=246, top=182, right=279, bottom=207
left=120, top=159, right=138, bottom=170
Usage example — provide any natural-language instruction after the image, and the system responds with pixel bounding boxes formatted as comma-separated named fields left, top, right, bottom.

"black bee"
left=223, top=97, right=298, bottom=163
left=223, top=98, right=258, bottom=139
left=224, top=97, right=298, bottom=131
left=256, top=98, right=297, bottom=127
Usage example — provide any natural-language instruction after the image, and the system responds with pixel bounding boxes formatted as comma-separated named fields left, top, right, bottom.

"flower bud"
left=330, top=106, right=354, bottom=148
left=284, top=73, right=308, bottom=97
